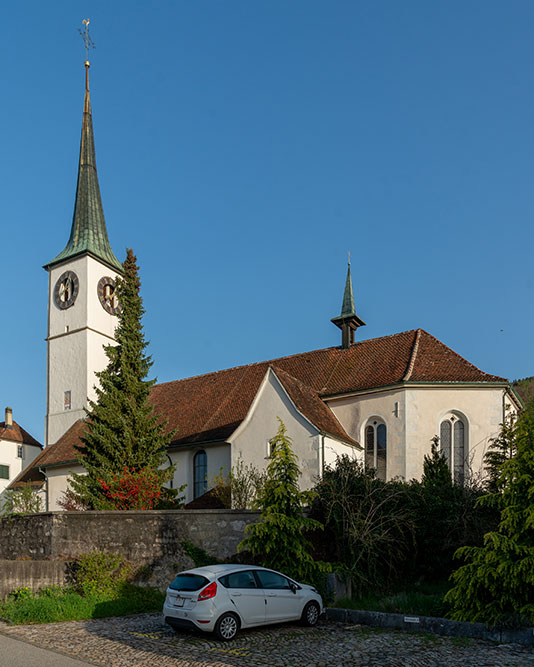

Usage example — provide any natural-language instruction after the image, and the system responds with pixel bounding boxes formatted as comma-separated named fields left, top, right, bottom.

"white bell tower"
left=44, top=60, right=123, bottom=446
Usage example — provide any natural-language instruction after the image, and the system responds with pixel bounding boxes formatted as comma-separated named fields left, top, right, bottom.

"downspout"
left=38, top=467, right=49, bottom=512
left=320, top=434, right=325, bottom=478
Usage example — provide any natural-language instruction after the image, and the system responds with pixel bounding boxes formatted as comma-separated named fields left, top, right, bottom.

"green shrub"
left=1, top=485, right=42, bottom=516
left=38, top=586, right=64, bottom=599
left=8, top=586, right=32, bottom=602
left=73, top=552, right=132, bottom=597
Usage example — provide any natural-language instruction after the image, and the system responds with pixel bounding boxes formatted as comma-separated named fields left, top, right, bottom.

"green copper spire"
left=340, top=263, right=356, bottom=317
left=44, top=62, right=122, bottom=272
left=331, top=259, right=366, bottom=348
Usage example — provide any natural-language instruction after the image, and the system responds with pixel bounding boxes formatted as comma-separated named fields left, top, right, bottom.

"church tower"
left=331, top=260, right=366, bottom=348
left=43, top=60, right=123, bottom=446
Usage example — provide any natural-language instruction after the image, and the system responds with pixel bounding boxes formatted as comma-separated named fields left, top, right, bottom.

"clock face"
left=54, top=271, right=79, bottom=309
left=97, top=276, right=121, bottom=315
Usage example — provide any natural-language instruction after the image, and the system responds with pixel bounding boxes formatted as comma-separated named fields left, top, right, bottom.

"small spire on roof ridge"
left=340, top=262, right=355, bottom=318
left=331, top=259, right=366, bottom=349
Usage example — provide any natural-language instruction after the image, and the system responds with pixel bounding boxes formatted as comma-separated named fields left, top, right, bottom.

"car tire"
left=214, top=612, right=240, bottom=641
left=301, top=601, right=320, bottom=626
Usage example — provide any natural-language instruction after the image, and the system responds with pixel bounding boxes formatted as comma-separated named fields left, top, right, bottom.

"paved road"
left=1, top=613, right=533, bottom=666
left=0, top=631, right=92, bottom=667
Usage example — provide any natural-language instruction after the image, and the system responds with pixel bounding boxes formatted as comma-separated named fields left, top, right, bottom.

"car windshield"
left=169, top=573, right=209, bottom=591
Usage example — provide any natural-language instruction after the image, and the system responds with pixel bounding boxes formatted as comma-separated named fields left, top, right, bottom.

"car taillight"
left=197, top=581, right=217, bottom=601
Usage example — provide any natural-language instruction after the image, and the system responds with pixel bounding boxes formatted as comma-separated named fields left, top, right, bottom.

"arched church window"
left=440, top=415, right=466, bottom=484
left=193, top=450, right=208, bottom=499
left=365, top=419, right=387, bottom=481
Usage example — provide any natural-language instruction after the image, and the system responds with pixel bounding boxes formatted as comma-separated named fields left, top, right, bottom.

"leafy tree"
left=445, top=410, right=534, bottom=626
left=69, top=249, right=174, bottom=508
left=210, top=459, right=266, bottom=509
left=238, top=419, right=324, bottom=584
left=313, top=456, right=414, bottom=594
left=1, top=484, right=43, bottom=516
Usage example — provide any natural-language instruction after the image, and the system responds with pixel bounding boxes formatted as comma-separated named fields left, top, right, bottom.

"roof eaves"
left=43, top=249, right=123, bottom=274
left=37, top=459, right=79, bottom=470
left=168, top=438, right=228, bottom=450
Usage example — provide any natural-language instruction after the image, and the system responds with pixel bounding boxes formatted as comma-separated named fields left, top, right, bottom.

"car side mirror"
left=289, top=583, right=297, bottom=594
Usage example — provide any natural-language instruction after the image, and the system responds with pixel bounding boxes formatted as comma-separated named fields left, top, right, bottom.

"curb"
left=326, top=607, right=534, bottom=647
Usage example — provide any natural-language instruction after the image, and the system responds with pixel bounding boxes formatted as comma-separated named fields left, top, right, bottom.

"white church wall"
left=404, top=386, right=509, bottom=481
left=167, top=443, right=231, bottom=504
left=322, top=435, right=363, bottom=470
left=47, top=332, right=87, bottom=445
left=326, top=385, right=512, bottom=482
left=86, top=328, right=113, bottom=404
left=230, top=369, right=321, bottom=491
left=46, top=255, right=120, bottom=445
left=327, top=388, right=406, bottom=479
left=44, top=463, right=85, bottom=511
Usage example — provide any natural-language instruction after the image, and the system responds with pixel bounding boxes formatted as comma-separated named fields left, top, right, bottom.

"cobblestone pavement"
left=1, top=613, right=533, bottom=667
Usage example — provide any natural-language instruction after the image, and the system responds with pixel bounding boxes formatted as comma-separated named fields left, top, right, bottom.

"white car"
left=163, top=564, right=323, bottom=640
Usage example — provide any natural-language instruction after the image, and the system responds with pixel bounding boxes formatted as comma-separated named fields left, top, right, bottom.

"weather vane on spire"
left=79, top=18, right=95, bottom=63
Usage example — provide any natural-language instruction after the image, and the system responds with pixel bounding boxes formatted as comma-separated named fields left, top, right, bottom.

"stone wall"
left=0, top=510, right=260, bottom=592
left=0, top=560, right=71, bottom=600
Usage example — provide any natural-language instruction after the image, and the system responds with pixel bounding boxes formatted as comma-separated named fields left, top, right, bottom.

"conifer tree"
left=444, top=410, right=534, bottom=626
left=422, top=436, right=453, bottom=489
left=238, top=419, right=324, bottom=584
left=69, top=249, right=174, bottom=508
left=483, top=410, right=517, bottom=494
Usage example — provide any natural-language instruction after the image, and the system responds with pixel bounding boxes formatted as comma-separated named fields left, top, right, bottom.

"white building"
left=0, top=407, right=42, bottom=506
left=11, top=61, right=521, bottom=510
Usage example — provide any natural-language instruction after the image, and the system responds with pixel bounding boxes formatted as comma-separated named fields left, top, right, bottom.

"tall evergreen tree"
left=422, top=436, right=453, bottom=489
left=238, top=419, right=324, bottom=584
left=483, top=410, right=518, bottom=494
left=444, top=409, right=534, bottom=626
left=69, top=249, right=174, bottom=508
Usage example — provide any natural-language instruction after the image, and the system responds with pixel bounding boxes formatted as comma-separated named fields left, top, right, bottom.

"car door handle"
left=266, top=593, right=277, bottom=597
left=230, top=592, right=242, bottom=597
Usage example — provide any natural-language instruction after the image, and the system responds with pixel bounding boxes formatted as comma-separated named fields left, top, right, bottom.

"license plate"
left=174, top=597, right=184, bottom=607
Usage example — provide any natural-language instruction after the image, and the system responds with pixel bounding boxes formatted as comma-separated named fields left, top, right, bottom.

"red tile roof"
left=0, top=421, right=42, bottom=448
left=18, top=329, right=508, bottom=476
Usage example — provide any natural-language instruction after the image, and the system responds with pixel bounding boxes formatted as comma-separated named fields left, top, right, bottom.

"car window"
left=169, top=573, right=209, bottom=591
left=255, top=570, right=291, bottom=590
left=219, top=570, right=258, bottom=589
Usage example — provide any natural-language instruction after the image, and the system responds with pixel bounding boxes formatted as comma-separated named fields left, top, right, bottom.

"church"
left=10, top=61, right=521, bottom=510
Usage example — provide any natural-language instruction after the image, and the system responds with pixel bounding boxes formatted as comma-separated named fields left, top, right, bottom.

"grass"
left=0, top=584, right=165, bottom=625
left=332, top=580, right=450, bottom=618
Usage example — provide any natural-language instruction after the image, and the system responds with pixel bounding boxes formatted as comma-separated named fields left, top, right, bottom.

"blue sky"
left=2, top=1, right=533, bottom=441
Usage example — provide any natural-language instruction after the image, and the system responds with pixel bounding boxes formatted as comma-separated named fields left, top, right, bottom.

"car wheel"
left=301, top=601, right=320, bottom=626
left=214, top=612, right=239, bottom=641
